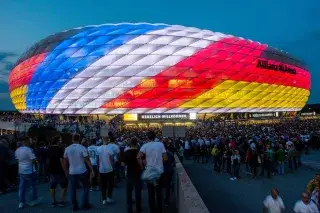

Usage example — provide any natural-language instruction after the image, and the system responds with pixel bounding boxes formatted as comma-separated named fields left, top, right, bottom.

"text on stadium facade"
left=139, top=114, right=189, bottom=120
left=257, top=60, right=296, bottom=74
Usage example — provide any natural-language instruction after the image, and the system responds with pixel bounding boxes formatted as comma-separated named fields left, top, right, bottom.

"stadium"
left=9, top=23, right=311, bottom=122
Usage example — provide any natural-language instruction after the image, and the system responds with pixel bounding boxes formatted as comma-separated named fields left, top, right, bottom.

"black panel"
left=260, top=47, right=307, bottom=70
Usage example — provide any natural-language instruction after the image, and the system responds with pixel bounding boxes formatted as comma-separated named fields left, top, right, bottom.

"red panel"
left=9, top=53, right=47, bottom=91
left=101, top=37, right=311, bottom=109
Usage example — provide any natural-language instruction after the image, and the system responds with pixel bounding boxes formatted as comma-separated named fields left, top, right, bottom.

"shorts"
left=50, top=174, right=68, bottom=189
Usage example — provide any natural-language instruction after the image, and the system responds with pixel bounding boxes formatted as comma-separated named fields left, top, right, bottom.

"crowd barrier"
left=174, top=155, right=210, bottom=213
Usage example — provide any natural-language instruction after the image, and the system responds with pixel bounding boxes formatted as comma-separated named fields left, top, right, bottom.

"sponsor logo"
left=257, top=60, right=296, bottom=74
left=139, top=114, right=189, bottom=120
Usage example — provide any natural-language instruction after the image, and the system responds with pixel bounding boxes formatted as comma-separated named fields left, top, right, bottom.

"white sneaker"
left=18, top=203, right=24, bottom=209
left=230, top=177, right=235, bottom=180
left=102, top=200, right=107, bottom=205
left=106, top=198, right=114, bottom=203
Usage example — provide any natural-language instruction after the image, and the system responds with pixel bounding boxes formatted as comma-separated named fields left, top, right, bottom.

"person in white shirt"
left=63, top=134, right=95, bottom=211
left=294, top=192, right=319, bottom=213
left=106, top=136, right=121, bottom=183
left=15, top=136, right=42, bottom=209
left=87, top=140, right=99, bottom=191
left=263, top=188, right=285, bottom=213
left=97, top=136, right=114, bottom=204
left=137, top=131, right=168, bottom=213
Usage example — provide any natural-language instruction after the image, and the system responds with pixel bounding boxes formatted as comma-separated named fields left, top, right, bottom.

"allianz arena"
left=9, top=23, right=311, bottom=115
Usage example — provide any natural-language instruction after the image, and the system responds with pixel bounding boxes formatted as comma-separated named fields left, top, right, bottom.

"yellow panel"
left=253, top=83, right=270, bottom=92
left=197, top=89, right=223, bottom=99
left=212, top=99, right=234, bottom=108
left=214, top=80, right=237, bottom=90
left=230, top=81, right=250, bottom=90
left=180, top=98, right=208, bottom=108
left=198, top=99, right=225, bottom=107
left=11, top=85, right=27, bottom=110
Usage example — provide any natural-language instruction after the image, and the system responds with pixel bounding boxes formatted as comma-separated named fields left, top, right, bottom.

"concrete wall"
left=174, top=155, right=210, bottom=213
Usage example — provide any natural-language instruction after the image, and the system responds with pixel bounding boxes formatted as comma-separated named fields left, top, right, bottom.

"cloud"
left=0, top=52, right=18, bottom=82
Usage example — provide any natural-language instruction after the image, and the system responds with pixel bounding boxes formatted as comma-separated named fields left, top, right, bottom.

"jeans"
left=147, top=181, right=163, bottom=213
left=126, top=177, right=142, bottom=212
left=277, top=162, right=285, bottom=175
left=100, top=171, right=114, bottom=200
left=69, top=172, right=89, bottom=207
left=232, top=164, right=240, bottom=178
left=18, top=173, right=38, bottom=203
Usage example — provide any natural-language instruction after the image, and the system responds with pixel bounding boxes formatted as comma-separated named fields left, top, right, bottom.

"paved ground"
left=0, top=182, right=150, bottom=213
left=184, top=160, right=317, bottom=213
left=301, top=150, right=320, bottom=170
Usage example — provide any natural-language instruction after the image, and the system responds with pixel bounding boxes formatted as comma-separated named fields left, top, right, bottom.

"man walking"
left=122, top=137, right=143, bottom=213
left=63, top=133, right=95, bottom=211
left=137, top=131, right=168, bottom=213
left=15, top=136, right=42, bottom=209
left=97, top=136, right=115, bottom=204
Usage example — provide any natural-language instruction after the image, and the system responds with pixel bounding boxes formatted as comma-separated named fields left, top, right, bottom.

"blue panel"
left=71, top=46, right=98, bottom=57
left=27, top=24, right=168, bottom=110
left=89, top=45, right=118, bottom=56
left=55, top=39, right=78, bottom=49
left=87, top=35, right=117, bottom=46
left=55, top=48, right=80, bottom=59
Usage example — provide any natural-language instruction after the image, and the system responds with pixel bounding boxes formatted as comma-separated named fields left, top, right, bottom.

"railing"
left=174, top=155, right=210, bottom=213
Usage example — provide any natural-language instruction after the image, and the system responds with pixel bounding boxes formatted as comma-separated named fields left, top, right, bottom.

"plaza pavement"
left=301, top=150, right=320, bottom=170
left=184, top=160, right=317, bottom=213
left=0, top=182, right=150, bottom=213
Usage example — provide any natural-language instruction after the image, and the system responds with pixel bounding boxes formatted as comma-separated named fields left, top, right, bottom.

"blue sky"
left=0, top=0, right=319, bottom=110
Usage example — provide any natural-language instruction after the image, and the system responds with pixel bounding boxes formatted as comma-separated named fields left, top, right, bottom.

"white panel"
left=206, top=35, right=224, bottom=41
left=78, top=77, right=105, bottom=89
left=147, top=28, right=172, bottom=35
left=154, top=55, right=185, bottom=66
left=183, top=108, right=202, bottom=113
left=75, top=108, right=93, bottom=114
left=172, top=46, right=200, bottom=57
left=127, top=108, right=149, bottom=114
left=165, top=108, right=185, bottom=113
left=111, top=54, right=145, bottom=66
left=126, top=35, right=158, bottom=44
left=63, top=78, right=87, bottom=89
left=136, top=66, right=167, bottom=77
left=52, top=89, right=72, bottom=100
left=84, top=99, right=108, bottom=108
left=214, top=108, right=229, bottom=113
left=189, top=40, right=212, bottom=48
left=117, top=77, right=144, bottom=88
left=133, top=54, right=166, bottom=66
left=92, top=55, right=123, bottom=66
left=57, top=99, right=74, bottom=109
left=94, top=66, right=127, bottom=77
left=170, top=37, right=196, bottom=46
left=110, top=44, right=139, bottom=55
left=199, top=108, right=216, bottom=113
left=188, top=32, right=209, bottom=39
left=45, top=109, right=54, bottom=114
left=62, top=109, right=76, bottom=114
left=115, top=65, right=148, bottom=77
left=65, top=88, right=88, bottom=100
left=68, top=98, right=94, bottom=109
left=145, top=108, right=167, bottom=113
left=168, top=30, right=192, bottom=37
left=83, top=88, right=107, bottom=98
left=107, top=108, right=128, bottom=114
left=99, top=88, right=127, bottom=99
left=76, top=67, right=101, bottom=78
left=152, top=45, right=181, bottom=55
left=130, top=44, right=161, bottom=55
left=90, top=108, right=110, bottom=114
left=53, top=109, right=64, bottom=114
left=148, top=36, right=177, bottom=45
left=96, top=77, right=127, bottom=88
left=46, top=99, right=60, bottom=109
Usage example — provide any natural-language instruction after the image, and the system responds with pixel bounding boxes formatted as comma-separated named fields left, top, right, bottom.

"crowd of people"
left=0, top=113, right=320, bottom=212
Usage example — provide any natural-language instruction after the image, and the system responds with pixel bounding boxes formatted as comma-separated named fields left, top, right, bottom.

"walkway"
left=301, top=150, right=320, bottom=170
left=0, top=182, right=149, bottom=213
left=184, top=160, right=316, bottom=213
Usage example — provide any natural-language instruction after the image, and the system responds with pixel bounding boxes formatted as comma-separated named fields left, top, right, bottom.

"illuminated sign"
left=250, top=113, right=275, bottom=118
left=257, top=60, right=296, bottom=74
left=301, top=112, right=315, bottom=116
left=123, top=114, right=138, bottom=121
left=139, top=113, right=190, bottom=120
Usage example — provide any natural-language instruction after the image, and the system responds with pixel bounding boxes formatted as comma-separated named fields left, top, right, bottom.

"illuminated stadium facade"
left=9, top=23, right=311, bottom=115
